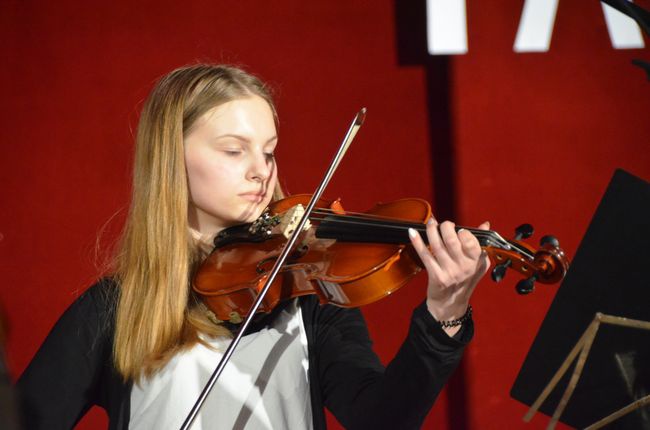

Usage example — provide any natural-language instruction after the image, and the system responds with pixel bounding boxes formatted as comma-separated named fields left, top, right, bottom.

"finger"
left=474, top=250, right=491, bottom=279
left=459, top=228, right=482, bottom=261
left=478, top=221, right=490, bottom=231
left=461, top=251, right=490, bottom=299
left=480, top=249, right=489, bottom=271
left=426, top=218, right=454, bottom=269
left=439, top=221, right=464, bottom=262
left=408, top=227, right=444, bottom=277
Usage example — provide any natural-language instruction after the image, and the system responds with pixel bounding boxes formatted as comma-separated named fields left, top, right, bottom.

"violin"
left=193, top=194, right=569, bottom=323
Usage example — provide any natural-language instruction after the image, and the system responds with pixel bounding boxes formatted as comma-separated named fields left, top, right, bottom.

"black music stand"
left=511, top=169, right=650, bottom=429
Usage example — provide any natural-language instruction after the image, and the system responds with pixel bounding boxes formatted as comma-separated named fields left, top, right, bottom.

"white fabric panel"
left=427, top=0, right=468, bottom=55
left=514, top=0, right=560, bottom=53
left=602, top=2, right=645, bottom=49
left=130, top=300, right=312, bottom=430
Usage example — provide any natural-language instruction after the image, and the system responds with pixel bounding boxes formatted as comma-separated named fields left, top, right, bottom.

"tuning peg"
left=515, top=275, right=536, bottom=294
left=515, top=223, right=534, bottom=240
left=540, top=235, right=559, bottom=248
left=491, top=259, right=512, bottom=282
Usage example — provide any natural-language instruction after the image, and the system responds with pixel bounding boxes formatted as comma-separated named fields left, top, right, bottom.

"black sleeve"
left=16, top=281, right=118, bottom=430
left=311, top=300, right=473, bottom=430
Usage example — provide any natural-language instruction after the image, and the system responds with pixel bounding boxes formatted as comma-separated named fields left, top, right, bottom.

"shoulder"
left=43, top=277, right=121, bottom=348
left=83, top=277, right=119, bottom=309
left=16, top=278, right=125, bottom=428
left=70, top=278, right=119, bottom=324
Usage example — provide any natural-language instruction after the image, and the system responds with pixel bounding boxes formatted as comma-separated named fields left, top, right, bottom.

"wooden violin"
left=193, top=194, right=570, bottom=323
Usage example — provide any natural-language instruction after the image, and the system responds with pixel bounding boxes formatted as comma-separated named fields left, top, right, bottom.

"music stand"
left=511, top=169, right=650, bottom=429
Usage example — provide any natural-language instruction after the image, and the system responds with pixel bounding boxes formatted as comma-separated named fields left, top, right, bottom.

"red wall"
left=1, top=1, right=648, bottom=428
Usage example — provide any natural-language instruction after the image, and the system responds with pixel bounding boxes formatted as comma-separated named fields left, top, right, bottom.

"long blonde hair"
left=113, top=64, right=278, bottom=381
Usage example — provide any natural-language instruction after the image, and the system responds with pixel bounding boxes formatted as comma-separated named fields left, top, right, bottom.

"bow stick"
left=180, top=108, right=367, bottom=429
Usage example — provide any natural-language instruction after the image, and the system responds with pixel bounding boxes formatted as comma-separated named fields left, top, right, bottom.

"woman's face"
left=184, top=95, right=278, bottom=238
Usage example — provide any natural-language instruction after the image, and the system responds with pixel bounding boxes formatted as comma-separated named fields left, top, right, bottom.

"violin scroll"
left=485, top=223, right=569, bottom=295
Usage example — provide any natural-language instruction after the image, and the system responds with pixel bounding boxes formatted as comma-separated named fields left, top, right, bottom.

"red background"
left=1, top=1, right=649, bottom=428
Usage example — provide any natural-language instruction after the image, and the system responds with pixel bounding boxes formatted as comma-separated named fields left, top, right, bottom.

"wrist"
left=437, top=305, right=472, bottom=328
left=426, top=298, right=468, bottom=321
left=426, top=300, right=472, bottom=327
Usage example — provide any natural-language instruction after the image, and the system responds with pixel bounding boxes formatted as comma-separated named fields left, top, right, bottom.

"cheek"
left=263, top=166, right=279, bottom=202
left=186, top=154, right=236, bottom=203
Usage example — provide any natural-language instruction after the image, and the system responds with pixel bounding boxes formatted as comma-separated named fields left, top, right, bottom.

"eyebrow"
left=213, top=134, right=278, bottom=145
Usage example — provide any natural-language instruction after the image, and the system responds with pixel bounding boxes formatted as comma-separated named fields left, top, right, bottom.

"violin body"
left=193, top=194, right=431, bottom=322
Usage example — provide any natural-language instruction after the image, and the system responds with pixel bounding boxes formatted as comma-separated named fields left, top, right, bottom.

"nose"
left=247, top=151, right=274, bottom=182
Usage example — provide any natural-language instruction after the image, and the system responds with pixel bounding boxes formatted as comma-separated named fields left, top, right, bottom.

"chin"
left=234, top=205, right=266, bottom=225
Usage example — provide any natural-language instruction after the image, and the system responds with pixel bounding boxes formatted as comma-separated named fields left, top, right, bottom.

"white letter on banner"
left=602, top=2, right=645, bottom=49
left=427, top=0, right=468, bottom=55
left=514, top=0, right=559, bottom=52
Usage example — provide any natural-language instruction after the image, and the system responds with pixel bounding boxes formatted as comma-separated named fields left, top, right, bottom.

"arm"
left=311, top=217, right=488, bottom=429
left=310, top=300, right=472, bottom=430
left=16, top=281, right=117, bottom=430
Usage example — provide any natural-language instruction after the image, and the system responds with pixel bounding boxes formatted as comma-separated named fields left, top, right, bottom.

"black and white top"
left=17, top=279, right=473, bottom=430
left=130, top=300, right=312, bottom=429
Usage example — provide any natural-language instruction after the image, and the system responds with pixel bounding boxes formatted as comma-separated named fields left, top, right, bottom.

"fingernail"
left=458, top=228, right=466, bottom=233
left=427, top=217, right=436, bottom=226
left=408, top=228, right=417, bottom=238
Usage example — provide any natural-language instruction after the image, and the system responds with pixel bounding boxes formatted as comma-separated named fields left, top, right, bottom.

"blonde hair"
left=113, top=64, right=279, bottom=381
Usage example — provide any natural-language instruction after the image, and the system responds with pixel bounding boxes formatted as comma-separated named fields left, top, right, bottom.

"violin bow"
left=180, top=108, right=367, bottom=430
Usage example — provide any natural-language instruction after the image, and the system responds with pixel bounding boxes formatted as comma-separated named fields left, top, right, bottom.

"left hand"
left=408, top=217, right=490, bottom=336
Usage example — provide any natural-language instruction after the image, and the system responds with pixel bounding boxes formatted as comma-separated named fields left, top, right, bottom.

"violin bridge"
left=279, top=204, right=311, bottom=239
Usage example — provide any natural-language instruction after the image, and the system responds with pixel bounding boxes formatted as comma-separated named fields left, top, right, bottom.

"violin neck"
left=314, top=215, right=495, bottom=247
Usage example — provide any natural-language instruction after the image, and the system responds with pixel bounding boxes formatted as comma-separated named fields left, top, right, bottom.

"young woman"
left=17, top=64, right=489, bottom=429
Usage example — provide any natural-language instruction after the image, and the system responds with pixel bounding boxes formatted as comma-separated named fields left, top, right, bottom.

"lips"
left=239, top=192, right=266, bottom=203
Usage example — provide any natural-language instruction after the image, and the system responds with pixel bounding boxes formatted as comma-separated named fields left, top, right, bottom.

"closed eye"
left=223, top=150, right=242, bottom=156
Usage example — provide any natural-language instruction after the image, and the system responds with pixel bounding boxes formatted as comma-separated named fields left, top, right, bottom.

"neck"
left=189, top=227, right=215, bottom=256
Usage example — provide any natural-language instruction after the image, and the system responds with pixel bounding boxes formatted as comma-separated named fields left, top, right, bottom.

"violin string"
left=309, top=212, right=423, bottom=230
left=306, top=212, right=523, bottom=252
left=307, top=211, right=494, bottom=238
left=309, top=209, right=477, bottom=230
left=308, top=209, right=446, bottom=230
left=274, top=205, right=535, bottom=257
left=308, top=209, right=505, bottom=240
left=309, top=207, right=425, bottom=223
left=300, top=209, right=534, bottom=258
left=307, top=209, right=492, bottom=237
left=503, top=240, right=535, bottom=259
